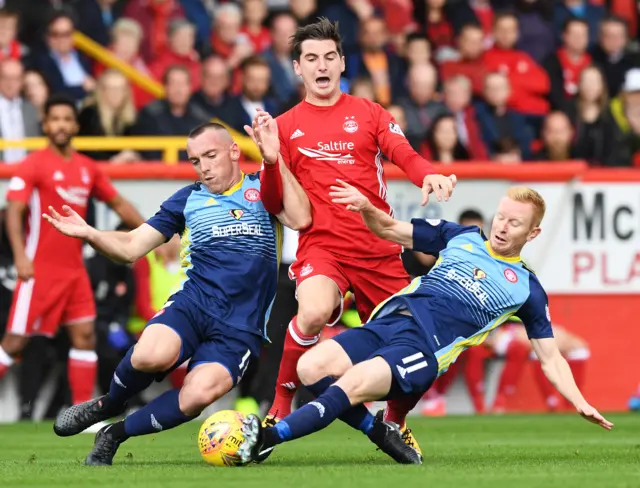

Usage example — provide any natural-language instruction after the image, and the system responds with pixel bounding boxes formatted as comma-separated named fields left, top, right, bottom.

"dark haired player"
left=248, top=18, right=456, bottom=458
left=0, top=95, right=143, bottom=409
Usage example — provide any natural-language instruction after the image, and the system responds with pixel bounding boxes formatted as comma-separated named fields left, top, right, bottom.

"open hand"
left=42, top=205, right=92, bottom=240
left=422, top=174, right=457, bottom=205
left=577, top=403, right=613, bottom=431
left=329, top=179, right=372, bottom=212
left=244, top=110, right=280, bottom=165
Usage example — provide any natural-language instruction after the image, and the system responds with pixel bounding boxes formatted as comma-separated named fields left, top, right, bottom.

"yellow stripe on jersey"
left=174, top=226, right=192, bottom=294
left=368, top=276, right=422, bottom=322
left=436, top=310, right=516, bottom=373
left=222, top=172, right=245, bottom=196
left=484, top=241, right=521, bottom=263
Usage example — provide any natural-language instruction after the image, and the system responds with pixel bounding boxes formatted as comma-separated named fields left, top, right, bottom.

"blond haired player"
left=240, top=185, right=612, bottom=465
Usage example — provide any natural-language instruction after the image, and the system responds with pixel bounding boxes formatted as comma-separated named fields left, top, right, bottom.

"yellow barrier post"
left=73, top=32, right=165, bottom=98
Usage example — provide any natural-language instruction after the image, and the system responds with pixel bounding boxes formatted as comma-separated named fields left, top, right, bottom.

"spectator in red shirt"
left=211, top=3, right=254, bottom=94
left=483, top=12, right=550, bottom=118
left=94, top=18, right=154, bottom=109
left=151, top=19, right=201, bottom=92
left=442, top=75, right=488, bottom=160
left=544, top=18, right=591, bottom=110
left=533, top=111, right=577, bottom=161
left=0, top=8, right=27, bottom=61
left=440, top=23, right=487, bottom=97
left=241, top=0, right=271, bottom=54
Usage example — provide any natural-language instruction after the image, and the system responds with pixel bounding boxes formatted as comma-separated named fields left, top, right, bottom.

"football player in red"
left=246, top=18, right=456, bottom=457
left=0, top=95, right=144, bottom=409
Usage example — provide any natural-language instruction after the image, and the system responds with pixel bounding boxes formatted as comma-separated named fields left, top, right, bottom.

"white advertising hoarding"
left=0, top=177, right=637, bottom=294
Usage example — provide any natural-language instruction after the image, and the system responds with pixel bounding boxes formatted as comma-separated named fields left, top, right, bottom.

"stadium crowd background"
left=0, top=0, right=639, bottom=421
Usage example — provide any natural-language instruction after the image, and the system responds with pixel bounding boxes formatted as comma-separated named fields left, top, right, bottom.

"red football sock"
left=533, top=359, right=560, bottom=410
left=385, top=393, right=422, bottom=426
left=168, top=362, right=188, bottom=389
left=464, top=347, right=490, bottom=413
left=268, top=316, right=319, bottom=418
left=496, top=340, right=530, bottom=399
left=67, top=348, right=98, bottom=405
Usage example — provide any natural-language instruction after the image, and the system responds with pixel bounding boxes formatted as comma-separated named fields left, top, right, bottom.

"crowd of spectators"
left=0, top=0, right=639, bottom=166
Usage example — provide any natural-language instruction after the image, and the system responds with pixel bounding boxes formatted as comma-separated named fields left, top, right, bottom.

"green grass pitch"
left=1, top=414, right=639, bottom=488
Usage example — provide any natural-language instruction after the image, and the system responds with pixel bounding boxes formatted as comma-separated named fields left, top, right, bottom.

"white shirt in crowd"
left=0, top=96, right=26, bottom=164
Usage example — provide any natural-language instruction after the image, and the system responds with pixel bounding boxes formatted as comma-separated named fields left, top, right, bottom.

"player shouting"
left=246, top=18, right=455, bottom=456
left=0, top=95, right=144, bottom=408
left=240, top=183, right=612, bottom=465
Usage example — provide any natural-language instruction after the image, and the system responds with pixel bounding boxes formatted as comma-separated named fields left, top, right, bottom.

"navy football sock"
left=123, top=389, right=194, bottom=437
left=269, top=385, right=352, bottom=445
left=306, top=377, right=374, bottom=435
left=106, top=347, right=155, bottom=409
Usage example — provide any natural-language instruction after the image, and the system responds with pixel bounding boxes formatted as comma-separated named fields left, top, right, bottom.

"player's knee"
left=179, top=370, right=232, bottom=415
left=297, top=351, right=327, bottom=386
left=296, top=307, right=333, bottom=336
left=130, top=345, right=176, bottom=373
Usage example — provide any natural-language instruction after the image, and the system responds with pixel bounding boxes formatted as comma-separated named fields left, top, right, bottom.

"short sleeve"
left=517, top=276, right=554, bottom=340
left=145, top=186, right=191, bottom=240
left=411, top=219, right=477, bottom=254
left=91, top=164, right=118, bottom=203
left=6, top=157, right=37, bottom=204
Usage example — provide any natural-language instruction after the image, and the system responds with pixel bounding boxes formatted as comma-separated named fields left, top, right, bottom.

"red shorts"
left=289, top=249, right=410, bottom=324
left=6, top=269, right=96, bottom=337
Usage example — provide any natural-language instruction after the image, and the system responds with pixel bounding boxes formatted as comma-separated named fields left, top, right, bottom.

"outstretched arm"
left=43, top=205, right=166, bottom=263
left=531, top=338, right=612, bottom=430
left=330, top=180, right=413, bottom=248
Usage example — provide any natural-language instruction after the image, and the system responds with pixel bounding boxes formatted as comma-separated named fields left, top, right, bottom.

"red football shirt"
left=277, top=93, right=433, bottom=260
left=6, top=147, right=118, bottom=270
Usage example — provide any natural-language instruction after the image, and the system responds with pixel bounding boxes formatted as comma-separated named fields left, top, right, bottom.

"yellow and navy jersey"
left=145, top=172, right=282, bottom=339
left=370, top=219, right=553, bottom=375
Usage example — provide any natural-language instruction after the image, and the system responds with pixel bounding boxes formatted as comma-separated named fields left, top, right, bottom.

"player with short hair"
left=48, top=122, right=315, bottom=466
left=0, top=94, right=144, bottom=407
left=247, top=17, right=455, bottom=457
left=240, top=183, right=612, bottom=465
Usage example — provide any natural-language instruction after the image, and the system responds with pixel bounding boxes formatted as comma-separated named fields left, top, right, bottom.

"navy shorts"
left=146, top=293, right=262, bottom=386
left=332, top=313, right=438, bottom=398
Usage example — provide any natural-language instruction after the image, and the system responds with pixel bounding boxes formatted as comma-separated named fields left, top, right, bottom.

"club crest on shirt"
left=229, top=209, right=244, bottom=220
left=504, top=268, right=518, bottom=283
left=244, top=188, right=261, bottom=202
left=343, top=116, right=358, bottom=133
left=473, top=268, right=486, bottom=280
left=389, top=122, right=404, bottom=136
left=80, top=167, right=90, bottom=184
